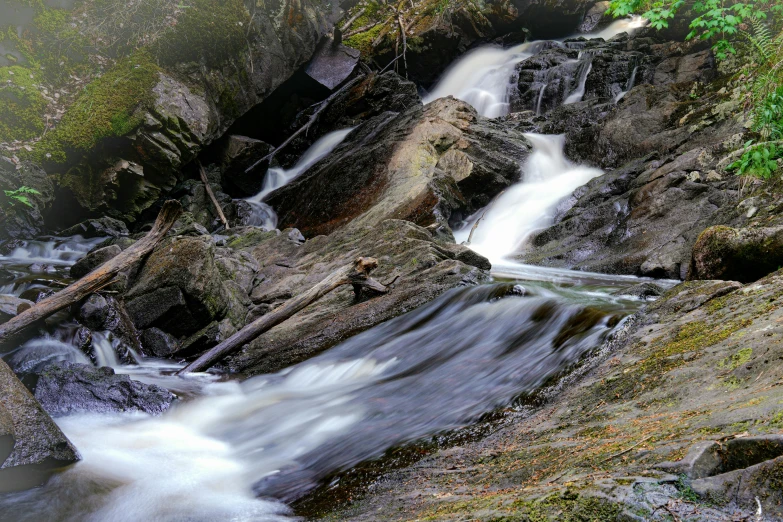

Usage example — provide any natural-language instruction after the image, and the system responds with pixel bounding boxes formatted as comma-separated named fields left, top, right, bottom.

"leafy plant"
left=728, top=141, right=781, bottom=178
left=2, top=186, right=41, bottom=208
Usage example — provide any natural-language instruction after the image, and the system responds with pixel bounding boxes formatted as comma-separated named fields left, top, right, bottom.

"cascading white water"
left=563, top=61, right=593, bottom=104
left=454, top=133, right=602, bottom=261
left=423, top=43, right=540, bottom=118
left=244, top=128, right=354, bottom=228
left=423, top=16, right=647, bottom=119
left=615, top=64, right=639, bottom=102
left=589, top=15, right=647, bottom=40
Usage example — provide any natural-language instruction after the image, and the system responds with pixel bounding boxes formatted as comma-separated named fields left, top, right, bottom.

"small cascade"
left=454, top=134, right=603, bottom=262
left=245, top=128, right=354, bottom=227
left=563, top=60, right=593, bottom=104
left=588, top=15, right=647, bottom=40
left=615, top=65, right=639, bottom=102
left=423, top=42, right=543, bottom=118
left=535, top=84, right=548, bottom=115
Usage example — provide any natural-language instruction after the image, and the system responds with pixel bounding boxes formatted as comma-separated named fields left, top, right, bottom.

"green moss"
left=0, top=65, right=47, bottom=141
left=718, top=347, right=753, bottom=371
left=225, top=228, right=276, bottom=250
left=153, top=0, right=249, bottom=67
left=33, top=52, right=160, bottom=164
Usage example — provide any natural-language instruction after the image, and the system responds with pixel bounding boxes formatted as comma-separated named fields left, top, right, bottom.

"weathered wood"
left=0, top=200, right=183, bottom=343
left=178, top=257, right=390, bottom=374
left=198, top=162, right=230, bottom=230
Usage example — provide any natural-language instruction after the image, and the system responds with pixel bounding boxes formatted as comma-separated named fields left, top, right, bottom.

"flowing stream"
left=244, top=128, right=354, bottom=228
left=0, top=15, right=669, bottom=521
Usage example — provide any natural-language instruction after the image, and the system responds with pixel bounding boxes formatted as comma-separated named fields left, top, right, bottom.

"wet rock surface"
left=228, top=219, right=490, bottom=374
left=269, top=97, right=530, bottom=238
left=34, top=362, right=175, bottom=416
left=317, top=272, right=783, bottom=521
left=0, top=358, right=80, bottom=492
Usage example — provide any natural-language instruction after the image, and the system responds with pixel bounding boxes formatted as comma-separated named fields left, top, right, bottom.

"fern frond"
left=749, top=16, right=775, bottom=64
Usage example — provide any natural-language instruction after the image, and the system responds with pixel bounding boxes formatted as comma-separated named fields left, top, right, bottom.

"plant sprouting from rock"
left=2, top=186, right=40, bottom=209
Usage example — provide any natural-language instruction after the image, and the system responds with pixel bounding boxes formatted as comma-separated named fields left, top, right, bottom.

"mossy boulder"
left=3, top=0, right=344, bottom=223
left=688, top=225, right=783, bottom=283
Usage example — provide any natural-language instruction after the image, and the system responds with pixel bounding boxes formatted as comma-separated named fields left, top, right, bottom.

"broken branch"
left=0, top=200, right=183, bottom=343
left=245, top=75, right=364, bottom=175
left=177, top=257, right=392, bottom=374
left=199, top=161, right=230, bottom=230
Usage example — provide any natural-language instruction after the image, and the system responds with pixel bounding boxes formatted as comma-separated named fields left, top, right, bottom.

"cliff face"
left=1, top=0, right=344, bottom=224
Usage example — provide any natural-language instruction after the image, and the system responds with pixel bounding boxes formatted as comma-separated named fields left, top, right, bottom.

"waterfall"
left=423, top=43, right=540, bottom=118
left=615, top=65, right=639, bottom=102
left=244, top=128, right=354, bottom=228
left=424, top=16, right=646, bottom=119
left=454, top=134, right=603, bottom=262
left=535, top=84, right=547, bottom=116
left=563, top=61, right=593, bottom=104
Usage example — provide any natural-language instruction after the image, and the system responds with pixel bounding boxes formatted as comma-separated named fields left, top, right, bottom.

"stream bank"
left=1, top=0, right=782, bottom=519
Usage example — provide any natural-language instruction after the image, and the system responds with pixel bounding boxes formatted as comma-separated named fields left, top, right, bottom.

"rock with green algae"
left=688, top=225, right=783, bottom=283
left=0, top=357, right=80, bottom=493
left=313, top=271, right=783, bottom=521
left=6, top=0, right=345, bottom=222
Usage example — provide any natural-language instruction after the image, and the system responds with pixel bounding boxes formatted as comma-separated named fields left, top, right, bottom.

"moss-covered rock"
left=688, top=225, right=783, bottom=283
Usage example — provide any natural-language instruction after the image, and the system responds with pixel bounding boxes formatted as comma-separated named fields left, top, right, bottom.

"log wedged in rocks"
left=0, top=200, right=183, bottom=343
left=179, top=257, right=391, bottom=374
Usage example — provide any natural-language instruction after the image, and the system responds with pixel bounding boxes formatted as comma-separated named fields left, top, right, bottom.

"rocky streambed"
left=1, top=0, right=783, bottom=520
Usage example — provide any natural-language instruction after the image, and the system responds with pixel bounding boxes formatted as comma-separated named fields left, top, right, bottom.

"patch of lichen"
left=420, top=489, right=623, bottom=521
left=32, top=52, right=160, bottom=164
left=0, top=65, right=48, bottom=142
left=153, top=0, right=250, bottom=68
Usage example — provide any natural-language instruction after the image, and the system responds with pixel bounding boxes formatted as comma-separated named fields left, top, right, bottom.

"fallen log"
left=178, top=257, right=391, bottom=374
left=0, top=200, right=183, bottom=343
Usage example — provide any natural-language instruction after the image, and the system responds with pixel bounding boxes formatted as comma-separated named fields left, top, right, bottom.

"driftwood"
left=178, top=257, right=391, bottom=374
left=0, top=200, right=183, bottom=343
left=398, top=14, right=408, bottom=78
left=244, top=75, right=364, bottom=175
left=198, top=162, right=230, bottom=230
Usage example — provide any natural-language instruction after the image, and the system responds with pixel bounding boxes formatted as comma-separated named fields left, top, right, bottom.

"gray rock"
left=140, top=328, right=180, bottom=358
left=60, top=217, right=129, bottom=238
left=0, top=294, right=33, bottom=322
left=218, top=135, right=275, bottom=197
left=76, top=294, right=111, bottom=330
left=0, top=358, right=80, bottom=492
left=613, top=282, right=664, bottom=300
left=578, top=1, right=610, bottom=33
left=268, top=97, right=529, bottom=238
left=34, top=362, right=175, bottom=416
left=305, top=38, right=360, bottom=90
left=70, top=244, right=121, bottom=279
left=125, top=286, right=198, bottom=336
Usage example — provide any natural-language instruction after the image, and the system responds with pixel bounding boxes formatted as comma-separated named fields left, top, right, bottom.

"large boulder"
left=688, top=225, right=783, bottom=283
left=0, top=358, right=80, bottom=492
left=26, top=0, right=346, bottom=223
left=34, top=362, right=175, bottom=416
left=268, top=97, right=530, bottom=238
left=124, top=235, right=256, bottom=343
left=228, top=219, right=491, bottom=375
